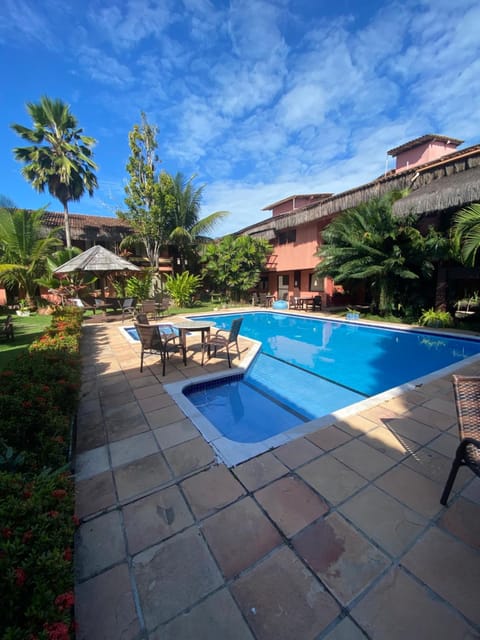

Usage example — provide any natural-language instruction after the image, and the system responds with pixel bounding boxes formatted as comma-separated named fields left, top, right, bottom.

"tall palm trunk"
left=63, top=202, right=72, bottom=248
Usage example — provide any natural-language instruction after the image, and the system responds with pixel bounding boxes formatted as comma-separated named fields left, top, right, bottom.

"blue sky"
left=1, top=0, right=479, bottom=237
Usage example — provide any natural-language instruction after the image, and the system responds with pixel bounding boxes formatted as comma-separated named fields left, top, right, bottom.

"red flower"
left=23, top=490, right=32, bottom=499
left=55, top=591, right=75, bottom=611
left=63, top=547, right=73, bottom=562
left=22, top=530, right=33, bottom=544
left=48, top=510, right=60, bottom=518
left=72, top=515, right=80, bottom=527
left=52, top=489, right=67, bottom=499
left=15, top=567, right=26, bottom=587
left=22, top=401, right=33, bottom=409
left=43, top=621, right=70, bottom=640
left=2, top=527, right=12, bottom=539
left=51, top=435, right=65, bottom=444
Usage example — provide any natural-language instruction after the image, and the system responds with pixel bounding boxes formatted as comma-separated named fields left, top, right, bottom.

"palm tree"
left=11, top=96, right=98, bottom=248
left=315, top=192, right=440, bottom=314
left=0, top=208, right=62, bottom=304
left=452, top=203, right=480, bottom=266
left=163, top=172, right=229, bottom=272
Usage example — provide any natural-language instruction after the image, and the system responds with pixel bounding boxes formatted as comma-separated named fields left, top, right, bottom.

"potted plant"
left=16, top=299, right=31, bottom=316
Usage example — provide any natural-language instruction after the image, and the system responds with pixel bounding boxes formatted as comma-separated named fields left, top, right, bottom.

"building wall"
left=396, top=141, right=457, bottom=170
left=272, top=196, right=317, bottom=216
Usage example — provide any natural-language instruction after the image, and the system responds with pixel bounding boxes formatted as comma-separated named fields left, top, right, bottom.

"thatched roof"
left=53, top=245, right=140, bottom=274
left=393, top=165, right=480, bottom=217
left=41, top=212, right=132, bottom=242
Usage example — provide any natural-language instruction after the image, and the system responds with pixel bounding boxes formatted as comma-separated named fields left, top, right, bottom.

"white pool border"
left=121, top=312, right=480, bottom=467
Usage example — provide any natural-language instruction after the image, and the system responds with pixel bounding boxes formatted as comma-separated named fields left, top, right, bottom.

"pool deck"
left=74, top=311, right=480, bottom=640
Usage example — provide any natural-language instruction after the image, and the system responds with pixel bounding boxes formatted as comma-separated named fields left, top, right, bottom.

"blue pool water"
left=181, top=312, right=480, bottom=442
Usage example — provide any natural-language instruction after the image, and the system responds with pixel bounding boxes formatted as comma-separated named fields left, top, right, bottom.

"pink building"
left=239, top=134, right=480, bottom=308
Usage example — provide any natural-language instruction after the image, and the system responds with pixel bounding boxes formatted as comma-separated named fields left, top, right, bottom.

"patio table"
left=173, top=319, right=216, bottom=365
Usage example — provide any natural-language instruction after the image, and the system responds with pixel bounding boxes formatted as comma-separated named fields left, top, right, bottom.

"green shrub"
left=418, top=308, right=454, bottom=328
left=164, top=271, right=202, bottom=306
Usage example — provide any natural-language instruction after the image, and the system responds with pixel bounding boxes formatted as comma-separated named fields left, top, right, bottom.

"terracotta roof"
left=387, top=134, right=463, bottom=157
left=41, top=212, right=132, bottom=230
left=261, top=194, right=332, bottom=211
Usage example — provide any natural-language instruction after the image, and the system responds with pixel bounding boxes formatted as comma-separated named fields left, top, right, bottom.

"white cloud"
left=77, top=46, right=134, bottom=88
left=0, top=0, right=56, bottom=48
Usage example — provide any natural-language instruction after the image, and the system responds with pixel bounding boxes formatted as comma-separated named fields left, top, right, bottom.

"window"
left=278, top=229, right=296, bottom=245
left=309, top=274, right=324, bottom=292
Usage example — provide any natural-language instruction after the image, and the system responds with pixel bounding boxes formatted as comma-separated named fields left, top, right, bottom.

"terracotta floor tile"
left=138, top=391, right=175, bottom=413
left=339, top=485, right=427, bottom=557
left=380, top=416, right=439, bottom=446
left=151, top=588, right=254, bottom=640
left=404, top=445, right=471, bottom=488
left=231, top=545, right=340, bottom=640
left=181, top=465, right=245, bottom=519
left=402, top=527, right=480, bottom=625
left=438, top=497, right=480, bottom=550
left=233, top=452, right=288, bottom=491
left=425, top=431, right=459, bottom=458
left=297, top=455, right=368, bottom=505
left=123, top=484, right=193, bottom=554
left=164, top=437, right=215, bottom=477
left=293, top=512, right=389, bottom=606
left=201, top=497, right=282, bottom=579
left=323, top=616, right=368, bottom=639
left=114, top=452, right=172, bottom=501
left=359, top=426, right=419, bottom=461
left=461, top=476, right=480, bottom=504
left=75, top=470, right=116, bottom=519
left=133, top=527, right=223, bottom=630
left=75, top=564, right=140, bottom=640
left=351, top=568, right=476, bottom=640
left=146, top=404, right=186, bottom=428
left=334, top=414, right=377, bottom=436
left=406, top=404, right=455, bottom=431
left=306, top=425, right=352, bottom=451
left=273, top=437, right=323, bottom=469
left=255, top=475, right=328, bottom=537
left=109, top=431, right=159, bottom=468
left=330, top=439, right=396, bottom=480
left=75, top=510, right=126, bottom=581
left=153, top=419, right=199, bottom=450
left=374, top=464, right=444, bottom=518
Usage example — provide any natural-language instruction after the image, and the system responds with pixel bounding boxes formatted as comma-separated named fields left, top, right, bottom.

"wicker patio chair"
left=121, top=297, right=137, bottom=322
left=135, top=322, right=179, bottom=376
left=201, top=317, right=243, bottom=368
left=440, top=375, right=480, bottom=505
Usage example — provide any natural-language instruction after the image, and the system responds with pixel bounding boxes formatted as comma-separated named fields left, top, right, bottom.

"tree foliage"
left=452, top=203, right=480, bottom=266
left=315, top=193, right=449, bottom=314
left=201, top=235, right=272, bottom=301
left=0, top=208, right=62, bottom=303
left=164, top=271, right=202, bottom=306
left=162, top=172, right=229, bottom=272
left=11, top=96, right=98, bottom=248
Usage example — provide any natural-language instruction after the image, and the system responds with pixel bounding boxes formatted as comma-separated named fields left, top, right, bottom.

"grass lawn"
left=0, top=313, right=52, bottom=370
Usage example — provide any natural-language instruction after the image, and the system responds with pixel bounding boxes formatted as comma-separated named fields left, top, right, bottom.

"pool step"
left=245, top=353, right=366, bottom=420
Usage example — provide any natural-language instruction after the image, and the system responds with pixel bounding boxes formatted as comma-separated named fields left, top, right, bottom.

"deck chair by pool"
left=440, top=375, right=480, bottom=505
left=135, top=322, right=179, bottom=376
left=140, top=299, right=159, bottom=319
left=201, top=317, right=243, bottom=368
left=0, top=316, right=14, bottom=341
left=121, top=297, right=137, bottom=322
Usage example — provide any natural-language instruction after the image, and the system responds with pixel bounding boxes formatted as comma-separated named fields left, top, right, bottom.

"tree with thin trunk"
left=11, top=96, right=98, bottom=248
left=117, top=113, right=168, bottom=269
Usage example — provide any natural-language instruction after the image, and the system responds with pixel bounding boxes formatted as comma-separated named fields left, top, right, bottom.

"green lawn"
left=0, top=314, right=52, bottom=369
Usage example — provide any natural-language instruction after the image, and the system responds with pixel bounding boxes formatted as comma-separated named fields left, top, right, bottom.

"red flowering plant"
left=0, top=470, right=76, bottom=638
left=0, top=306, right=83, bottom=638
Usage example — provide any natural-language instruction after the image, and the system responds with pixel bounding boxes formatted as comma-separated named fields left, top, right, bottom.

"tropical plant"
left=163, top=172, right=229, bottom=272
left=164, top=271, right=202, bottom=306
left=0, top=208, right=62, bottom=305
left=315, top=193, right=447, bottom=315
left=452, top=203, right=480, bottom=266
left=418, top=308, right=454, bottom=328
left=201, top=235, right=272, bottom=301
left=11, top=95, right=98, bottom=248
left=118, top=113, right=169, bottom=268
left=113, top=272, right=153, bottom=301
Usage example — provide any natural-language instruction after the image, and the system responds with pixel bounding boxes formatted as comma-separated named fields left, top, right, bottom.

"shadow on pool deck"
left=74, top=316, right=480, bottom=640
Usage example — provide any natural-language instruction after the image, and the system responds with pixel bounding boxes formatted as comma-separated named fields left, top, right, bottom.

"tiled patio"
left=74, top=314, right=480, bottom=640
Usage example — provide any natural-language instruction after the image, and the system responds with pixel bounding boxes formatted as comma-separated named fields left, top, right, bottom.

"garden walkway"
left=74, top=313, right=480, bottom=640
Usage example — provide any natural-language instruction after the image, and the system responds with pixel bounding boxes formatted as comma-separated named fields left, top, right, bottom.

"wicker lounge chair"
left=121, top=297, right=137, bottom=322
left=201, top=317, right=243, bottom=367
left=134, top=322, right=179, bottom=375
left=440, top=375, right=480, bottom=505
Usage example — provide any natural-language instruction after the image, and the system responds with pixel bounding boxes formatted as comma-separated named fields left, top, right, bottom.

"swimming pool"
left=143, top=312, right=480, bottom=465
